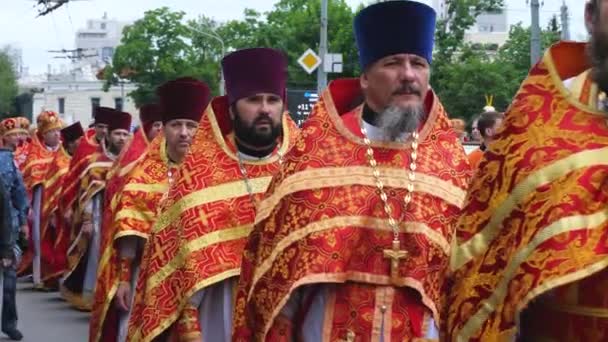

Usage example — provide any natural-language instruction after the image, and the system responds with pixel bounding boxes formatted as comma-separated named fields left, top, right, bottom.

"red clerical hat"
left=139, top=103, right=162, bottom=125
left=60, top=121, right=85, bottom=143
left=157, top=77, right=211, bottom=123
left=94, top=106, right=117, bottom=126
left=221, top=48, right=288, bottom=104
left=108, top=111, right=132, bottom=132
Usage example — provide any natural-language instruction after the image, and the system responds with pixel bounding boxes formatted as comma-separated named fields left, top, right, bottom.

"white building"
left=75, top=13, right=130, bottom=68
left=20, top=13, right=140, bottom=127
left=465, top=9, right=509, bottom=48
left=432, top=0, right=448, bottom=19
left=31, top=68, right=138, bottom=127
left=431, top=0, right=509, bottom=47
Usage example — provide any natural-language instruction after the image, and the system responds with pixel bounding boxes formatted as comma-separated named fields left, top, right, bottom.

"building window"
left=115, top=97, right=123, bottom=111
left=78, top=32, right=107, bottom=39
left=58, top=97, right=65, bottom=114
left=91, top=97, right=101, bottom=117
left=101, top=22, right=107, bottom=30
left=102, top=47, right=114, bottom=61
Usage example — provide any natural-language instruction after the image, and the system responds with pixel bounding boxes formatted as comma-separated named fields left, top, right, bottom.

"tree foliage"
left=103, top=7, right=221, bottom=106
left=433, top=9, right=561, bottom=122
left=496, top=22, right=561, bottom=84
left=0, top=47, right=18, bottom=118
left=216, top=0, right=357, bottom=87
left=106, top=0, right=562, bottom=122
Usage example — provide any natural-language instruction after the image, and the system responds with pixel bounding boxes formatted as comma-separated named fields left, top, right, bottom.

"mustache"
left=254, top=114, right=273, bottom=124
left=393, top=83, right=422, bottom=97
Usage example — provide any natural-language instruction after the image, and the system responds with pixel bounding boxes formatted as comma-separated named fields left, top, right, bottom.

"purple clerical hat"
left=221, top=48, right=288, bottom=104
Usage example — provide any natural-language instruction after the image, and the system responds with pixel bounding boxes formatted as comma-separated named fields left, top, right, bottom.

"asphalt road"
left=4, top=283, right=89, bottom=342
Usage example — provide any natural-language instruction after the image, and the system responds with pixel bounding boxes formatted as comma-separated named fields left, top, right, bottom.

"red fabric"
left=61, top=129, right=101, bottom=218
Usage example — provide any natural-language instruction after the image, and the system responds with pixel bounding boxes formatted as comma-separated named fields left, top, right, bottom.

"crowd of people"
left=0, top=0, right=606, bottom=341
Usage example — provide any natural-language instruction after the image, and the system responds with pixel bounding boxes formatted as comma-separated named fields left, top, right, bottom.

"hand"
left=81, top=221, right=93, bottom=236
left=114, top=282, right=131, bottom=312
left=1, top=258, right=12, bottom=268
left=20, top=225, right=29, bottom=240
left=63, top=208, right=73, bottom=223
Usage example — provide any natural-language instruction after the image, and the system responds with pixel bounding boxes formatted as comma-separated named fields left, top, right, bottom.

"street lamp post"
left=114, top=73, right=126, bottom=110
left=188, top=27, right=226, bottom=96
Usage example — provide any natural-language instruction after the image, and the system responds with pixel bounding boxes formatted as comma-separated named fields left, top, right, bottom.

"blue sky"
left=0, top=0, right=587, bottom=75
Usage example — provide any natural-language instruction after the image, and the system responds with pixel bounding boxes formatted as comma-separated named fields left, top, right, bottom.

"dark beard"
left=589, top=18, right=608, bottom=102
left=233, top=112, right=282, bottom=148
left=377, top=104, right=424, bottom=141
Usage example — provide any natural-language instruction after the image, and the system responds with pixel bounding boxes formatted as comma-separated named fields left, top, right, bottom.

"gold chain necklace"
left=360, top=122, right=419, bottom=284
left=236, top=147, right=284, bottom=208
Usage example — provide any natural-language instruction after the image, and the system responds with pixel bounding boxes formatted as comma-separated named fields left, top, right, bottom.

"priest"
left=232, top=2, right=471, bottom=341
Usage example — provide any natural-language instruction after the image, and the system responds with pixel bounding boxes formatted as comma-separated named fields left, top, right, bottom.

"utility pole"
left=317, top=0, right=328, bottom=94
left=530, top=0, right=542, bottom=66
left=560, top=0, right=570, bottom=40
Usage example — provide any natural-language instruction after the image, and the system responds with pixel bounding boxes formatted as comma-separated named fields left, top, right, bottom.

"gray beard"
left=376, top=105, right=424, bottom=141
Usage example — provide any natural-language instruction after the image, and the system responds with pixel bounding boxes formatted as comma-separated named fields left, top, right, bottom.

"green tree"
left=216, top=0, right=358, bottom=88
left=496, top=23, right=561, bottom=84
left=104, top=7, right=221, bottom=106
left=432, top=0, right=504, bottom=120
left=434, top=53, right=520, bottom=119
left=0, top=47, right=18, bottom=118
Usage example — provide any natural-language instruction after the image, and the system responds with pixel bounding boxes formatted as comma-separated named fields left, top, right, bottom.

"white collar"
left=237, top=150, right=272, bottom=161
left=45, top=144, right=59, bottom=152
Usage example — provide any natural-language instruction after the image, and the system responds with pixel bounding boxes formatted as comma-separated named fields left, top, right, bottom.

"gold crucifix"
left=383, top=239, right=408, bottom=283
left=339, top=330, right=356, bottom=342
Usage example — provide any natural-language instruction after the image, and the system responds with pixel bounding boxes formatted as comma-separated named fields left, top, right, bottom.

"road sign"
left=287, top=89, right=319, bottom=126
left=297, top=49, right=322, bottom=74
left=323, top=53, right=343, bottom=73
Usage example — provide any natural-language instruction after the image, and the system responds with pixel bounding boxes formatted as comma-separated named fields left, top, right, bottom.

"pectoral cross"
left=339, top=330, right=356, bottom=342
left=383, top=239, right=408, bottom=283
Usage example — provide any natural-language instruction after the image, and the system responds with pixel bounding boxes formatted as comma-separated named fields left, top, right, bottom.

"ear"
left=229, top=104, right=236, bottom=121
left=484, top=127, right=492, bottom=138
left=360, top=72, right=369, bottom=91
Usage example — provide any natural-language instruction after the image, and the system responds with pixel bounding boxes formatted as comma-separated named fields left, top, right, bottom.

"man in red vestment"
left=90, top=79, right=210, bottom=342
left=39, top=122, right=84, bottom=290
left=127, top=48, right=299, bottom=341
left=0, top=117, right=29, bottom=168
left=61, top=110, right=131, bottom=311
left=446, top=1, right=608, bottom=341
left=18, top=111, right=64, bottom=288
left=233, top=2, right=471, bottom=341
left=104, top=103, right=163, bottom=231
left=13, top=117, right=31, bottom=169
left=60, top=106, right=113, bottom=231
